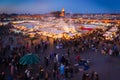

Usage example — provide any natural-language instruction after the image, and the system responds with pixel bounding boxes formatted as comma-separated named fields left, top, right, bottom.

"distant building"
left=50, top=11, right=61, bottom=18
left=60, top=8, right=65, bottom=17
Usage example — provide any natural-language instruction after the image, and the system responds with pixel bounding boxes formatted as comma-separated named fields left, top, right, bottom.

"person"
left=56, top=69, right=60, bottom=80
left=53, top=62, right=58, bottom=71
left=75, top=55, right=81, bottom=62
left=59, top=64, right=65, bottom=78
left=55, top=54, right=59, bottom=63
left=90, top=71, right=94, bottom=80
left=69, top=65, right=73, bottom=78
left=25, top=69, right=31, bottom=80
left=61, top=56, right=65, bottom=64
left=44, top=57, right=49, bottom=67
left=39, top=66, right=44, bottom=79
left=83, top=61, right=90, bottom=71
left=53, top=69, right=56, bottom=80
left=94, top=72, right=99, bottom=80
left=67, top=49, right=70, bottom=57
left=44, top=71, right=49, bottom=80
left=0, top=72, right=5, bottom=80
left=109, top=49, right=113, bottom=56
left=65, top=58, right=69, bottom=66
left=10, top=63, right=15, bottom=76
left=65, top=66, right=69, bottom=78
left=50, top=51, right=54, bottom=60
left=85, top=73, right=90, bottom=80
left=82, top=73, right=86, bottom=80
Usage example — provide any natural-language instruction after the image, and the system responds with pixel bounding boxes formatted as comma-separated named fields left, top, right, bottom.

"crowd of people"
left=82, top=71, right=99, bottom=80
left=58, top=26, right=120, bottom=57
left=0, top=24, right=120, bottom=80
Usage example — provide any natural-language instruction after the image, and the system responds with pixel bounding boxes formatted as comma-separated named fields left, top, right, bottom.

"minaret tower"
left=60, top=8, right=65, bottom=17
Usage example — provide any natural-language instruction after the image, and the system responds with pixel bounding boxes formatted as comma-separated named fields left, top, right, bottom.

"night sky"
left=0, top=0, right=120, bottom=14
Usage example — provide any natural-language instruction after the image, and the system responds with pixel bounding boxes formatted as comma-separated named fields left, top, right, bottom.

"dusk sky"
left=0, top=0, right=120, bottom=14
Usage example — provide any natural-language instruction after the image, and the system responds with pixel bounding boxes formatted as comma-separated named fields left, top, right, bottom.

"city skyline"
left=0, top=0, right=120, bottom=14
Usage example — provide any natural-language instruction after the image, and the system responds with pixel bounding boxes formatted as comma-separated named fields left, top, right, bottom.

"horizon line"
left=0, top=12, right=120, bottom=15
